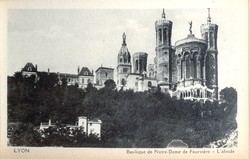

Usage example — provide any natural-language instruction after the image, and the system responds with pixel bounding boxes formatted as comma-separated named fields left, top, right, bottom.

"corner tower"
left=155, top=9, right=175, bottom=91
left=117, top=33, right=132, bottom=90
left=200, top=9, right=219, bottom=100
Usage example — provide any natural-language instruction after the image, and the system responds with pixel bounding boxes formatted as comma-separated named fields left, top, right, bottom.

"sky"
left=7, top=8, right=246, bottom=90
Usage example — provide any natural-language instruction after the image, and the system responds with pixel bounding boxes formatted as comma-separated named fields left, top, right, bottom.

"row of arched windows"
left=180, top=89, right=212, bottom=99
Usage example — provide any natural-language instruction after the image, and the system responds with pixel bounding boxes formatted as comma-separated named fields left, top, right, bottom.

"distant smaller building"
left=77, top=67, right=94, bottom=89
left=125, top=73, right=157, bottom=92
left=58, top=73, right=78, bottom=86
left=21, top=62, right=38, bottom=77
left=95, top=66, right=114, bottom=89
left=40, top=116, right=102, bottom=138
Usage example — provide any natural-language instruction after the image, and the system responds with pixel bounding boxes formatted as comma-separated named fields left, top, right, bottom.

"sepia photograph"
left=0, top=0, right=248, bottom=159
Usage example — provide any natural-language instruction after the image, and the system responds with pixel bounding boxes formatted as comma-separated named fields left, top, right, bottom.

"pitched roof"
left=22, top=62, right=37, bottom=72
left=59, top=73, right=77, bottom=78
left=78, top=67, right=93, bottom=76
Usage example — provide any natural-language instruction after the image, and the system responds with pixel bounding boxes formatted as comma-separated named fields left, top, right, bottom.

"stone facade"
left=116, top=34, right=157, bottom=92
left=125, top=73, right=157, bottom=92
left=117, top=33, right=132, bottom=90
left=95, top=67, right=114, bottom=88
left=155, top=10, right=175, bottom=87
left=77, top=67, right=94, bottom=89
left=117, top=9, right=219, bottom=101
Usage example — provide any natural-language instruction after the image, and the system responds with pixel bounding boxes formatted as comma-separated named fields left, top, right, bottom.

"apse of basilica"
left=116, top=9, right=218, bottom=101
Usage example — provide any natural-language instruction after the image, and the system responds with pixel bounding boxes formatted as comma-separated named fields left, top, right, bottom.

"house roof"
left=22, top=62, right=37, bottom=72
left=78, top=67, right=93, bottom=76
left=59, top=73, right=77, bottom=78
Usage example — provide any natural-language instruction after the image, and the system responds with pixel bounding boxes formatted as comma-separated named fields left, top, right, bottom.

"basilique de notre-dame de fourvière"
left=20, top=9, right=218, bottom=102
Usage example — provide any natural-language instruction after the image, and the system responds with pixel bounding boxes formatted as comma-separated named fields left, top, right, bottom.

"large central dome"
left=175, top=34, right=206, bottom=46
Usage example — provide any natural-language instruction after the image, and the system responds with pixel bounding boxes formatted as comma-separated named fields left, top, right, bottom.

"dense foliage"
left=8, top=123, right=100, bottom=147
left=8, top=72, right=237, bottom=147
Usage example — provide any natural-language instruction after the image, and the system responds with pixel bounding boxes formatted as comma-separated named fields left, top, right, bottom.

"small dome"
left=118, top=32, right=131, bottom=57
left=118, top=45, right=130, bottom=56
left=175, top=34, right=206, bottom=46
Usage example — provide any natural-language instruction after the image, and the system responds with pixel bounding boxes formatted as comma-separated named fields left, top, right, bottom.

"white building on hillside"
left=39, top=116, right=102, bottom=138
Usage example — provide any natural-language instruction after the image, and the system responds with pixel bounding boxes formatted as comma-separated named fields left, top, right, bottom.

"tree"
left=104, top=79, right=116, bottom=90
left=220, top=87, right=237, bottom=105
left=8, top=123, right=42, bottom=146
left=86, top=83, right=96, bottom=93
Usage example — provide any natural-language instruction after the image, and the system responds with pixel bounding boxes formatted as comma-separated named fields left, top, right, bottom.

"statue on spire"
left=188, top=21, right=192, bottom=34
left=162, top=8, right=166, bottom=19
left=207, top=8, right=211, bottom=23
left=122, top=32, right=126, bottom=46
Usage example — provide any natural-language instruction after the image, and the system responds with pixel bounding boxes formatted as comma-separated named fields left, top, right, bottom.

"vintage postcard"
left=0, top=0, right=249, bottom=159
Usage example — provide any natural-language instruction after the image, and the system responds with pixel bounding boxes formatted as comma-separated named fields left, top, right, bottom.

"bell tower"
left=200, top=8, right=219, bottom=100
left=117, top=33, right=132, bottom=90
left=155, top=9, right=175, bottom=90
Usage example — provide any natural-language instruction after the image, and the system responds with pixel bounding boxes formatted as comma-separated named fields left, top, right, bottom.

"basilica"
left=20, top=9, right=218, bottom=102
left=116, top=9, right=218, bottom=101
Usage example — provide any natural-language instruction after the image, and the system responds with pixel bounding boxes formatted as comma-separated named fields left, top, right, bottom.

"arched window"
left=105, top=72, right=108, bottom=77
left=205, top=32, right=208, bottom=42
left=206, top=54, right=215, bottom=85
left=139, top=59, right=143, bottom=73
left=136, top=60, right=138, bottom=71
left=209, top=32, right=213, bottom=47
left=163, top=28, right=167, bottom=43
left=159, top=29, right=162, bottom=42
left=185, top=55, right=191, bottom=78
left=121, top=78, right=126, bottom=86
left=84, top=71, right=88, bottom=75
left=148, top=81, right=152, bottom=87
left=197, top=89, right=200, bottom=97
left=181, top=60, right=185, bottom=79
left=193, top=54, right=198, bottom=78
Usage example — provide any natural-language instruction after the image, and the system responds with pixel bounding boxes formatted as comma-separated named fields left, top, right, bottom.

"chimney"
left=48, top=119, right=51, bottom=126
left=92, top=69, right=93, bottom=75
left=78, top=66, right=80, bottom=74
left=35, top=64, right=37, bottom=71
left=48, top=68, right=50, bottom=73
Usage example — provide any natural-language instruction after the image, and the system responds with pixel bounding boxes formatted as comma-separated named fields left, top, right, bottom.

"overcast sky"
left=7, top=8, right=246, bottom=90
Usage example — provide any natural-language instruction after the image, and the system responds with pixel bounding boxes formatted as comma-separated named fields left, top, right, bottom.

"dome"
left=118, top=32, right=130, bottom=57
left=117, top=33, right=131, bottom=64
left=118, top=45, right=130, bottom=56
left=155, top=9, right=172, bottom=27
left=175, top=34, right=206, bottom=47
